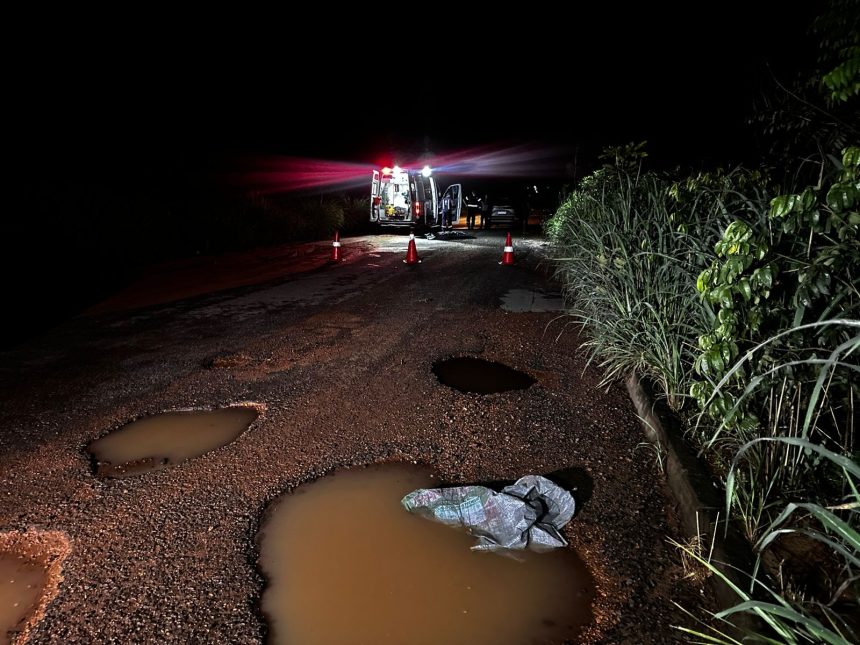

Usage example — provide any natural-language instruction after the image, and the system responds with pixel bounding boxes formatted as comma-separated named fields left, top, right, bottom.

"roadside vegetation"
left=546, top=4, right=858, bottom=641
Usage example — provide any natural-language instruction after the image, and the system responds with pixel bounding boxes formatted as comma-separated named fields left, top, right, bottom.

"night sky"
left=18, top=4, right=821, bottom=174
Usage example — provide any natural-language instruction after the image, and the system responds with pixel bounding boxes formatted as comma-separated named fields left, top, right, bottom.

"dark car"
left=483, top=196, right=517, bottom=229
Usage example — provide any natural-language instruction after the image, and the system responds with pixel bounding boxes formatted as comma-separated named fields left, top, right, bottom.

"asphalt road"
left=0, top=230, right=707, bottom=643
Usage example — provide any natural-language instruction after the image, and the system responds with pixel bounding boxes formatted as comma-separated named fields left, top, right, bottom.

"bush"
left=545, top=147, right=745, bottom=410
left=547, top=145, right=859, bottom=641
left=690, top=148, right=859, bottom=539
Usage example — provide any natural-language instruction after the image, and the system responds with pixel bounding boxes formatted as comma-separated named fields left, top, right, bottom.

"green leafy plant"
left=748, top=0, right=859, bottom=169
left=692, top=219, right=774, bottom=433
left=692, top=148, right=859, bottom=451
left=814, top=1, right=860, bottom=105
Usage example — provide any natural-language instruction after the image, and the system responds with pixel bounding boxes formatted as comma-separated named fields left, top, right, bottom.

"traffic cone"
left=403, top=233, right=421, bottom=264
left=331, top=230, right=342, bottom=262
left=499, top=231, right=515, bottom=265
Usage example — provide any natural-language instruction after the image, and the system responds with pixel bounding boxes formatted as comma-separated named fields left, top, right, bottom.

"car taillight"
left=413, top=202, right=421, bottom=217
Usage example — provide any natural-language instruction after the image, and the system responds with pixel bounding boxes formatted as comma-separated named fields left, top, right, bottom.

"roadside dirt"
left=86, top=238, right=376, bottom=316
left=0, top=232, right=714, bottom=643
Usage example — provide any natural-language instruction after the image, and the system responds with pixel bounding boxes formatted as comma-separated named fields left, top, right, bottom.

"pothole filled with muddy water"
left=433, top=357, right=536, bottom=395
left=258, top=464, right=593, bottom=645
left=0, top=554, right=47, bottom=645
left=0, top=530, right=67, bottom=645
left=88, top=406, right=258, bottom=477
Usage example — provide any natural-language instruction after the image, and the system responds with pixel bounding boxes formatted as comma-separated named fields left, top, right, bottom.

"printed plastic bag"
left=401, top=475, right=575, bottom=552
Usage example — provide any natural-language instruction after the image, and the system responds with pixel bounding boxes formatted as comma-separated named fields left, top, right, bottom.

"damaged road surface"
left=0, top=231, right=707, bottom=643
left=259, top=464, right=592, bottom=645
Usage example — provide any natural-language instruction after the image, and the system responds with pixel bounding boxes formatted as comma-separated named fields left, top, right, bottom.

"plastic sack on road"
left=401, top=475, right=575, bottom=552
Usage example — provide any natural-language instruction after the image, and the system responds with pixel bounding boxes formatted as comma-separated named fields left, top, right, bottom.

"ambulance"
left=370, top=165, right=462, bottom=229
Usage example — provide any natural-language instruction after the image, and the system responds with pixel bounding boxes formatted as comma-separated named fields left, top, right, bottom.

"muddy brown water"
left=258, top=464, right=593, bottom=645
left=433, top=357, right=536, bottom=395
left=87, top=407, right=258, bottom=477
left=0, top=554, right=47, bottom=645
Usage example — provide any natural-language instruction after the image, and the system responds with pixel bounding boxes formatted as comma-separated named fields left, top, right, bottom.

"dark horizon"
left=17, top=4, right=822, bottom=177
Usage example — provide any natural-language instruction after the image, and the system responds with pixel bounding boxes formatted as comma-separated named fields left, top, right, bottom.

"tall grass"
left=547, top=165, right=735, bottom=410
left=675, top=439, right=858, bottom=644
left=672, top=324, right=859, bottom=643
left=694, top=321, right=860, bottom=540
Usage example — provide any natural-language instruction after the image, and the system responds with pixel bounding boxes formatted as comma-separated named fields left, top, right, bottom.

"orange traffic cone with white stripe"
left=331, top=230, right=342, bottom=262
left=499, top=231, right=515, bottom=265
left=403, top=233, right=421, bottom=264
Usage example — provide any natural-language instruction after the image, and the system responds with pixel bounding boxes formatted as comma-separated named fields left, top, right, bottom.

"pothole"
left=257, top=463, right=593, bottom=645
left=88, top=405, right=259, bottom=478
left=500, top=288, right=564, bottom=312
left=202, top=353, right=253, bottom=369
left=0, top=531, right=70, bottom=645
left=1, top=556, right=45, bottom=645
left=432, top=357, right=536, bottom=394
